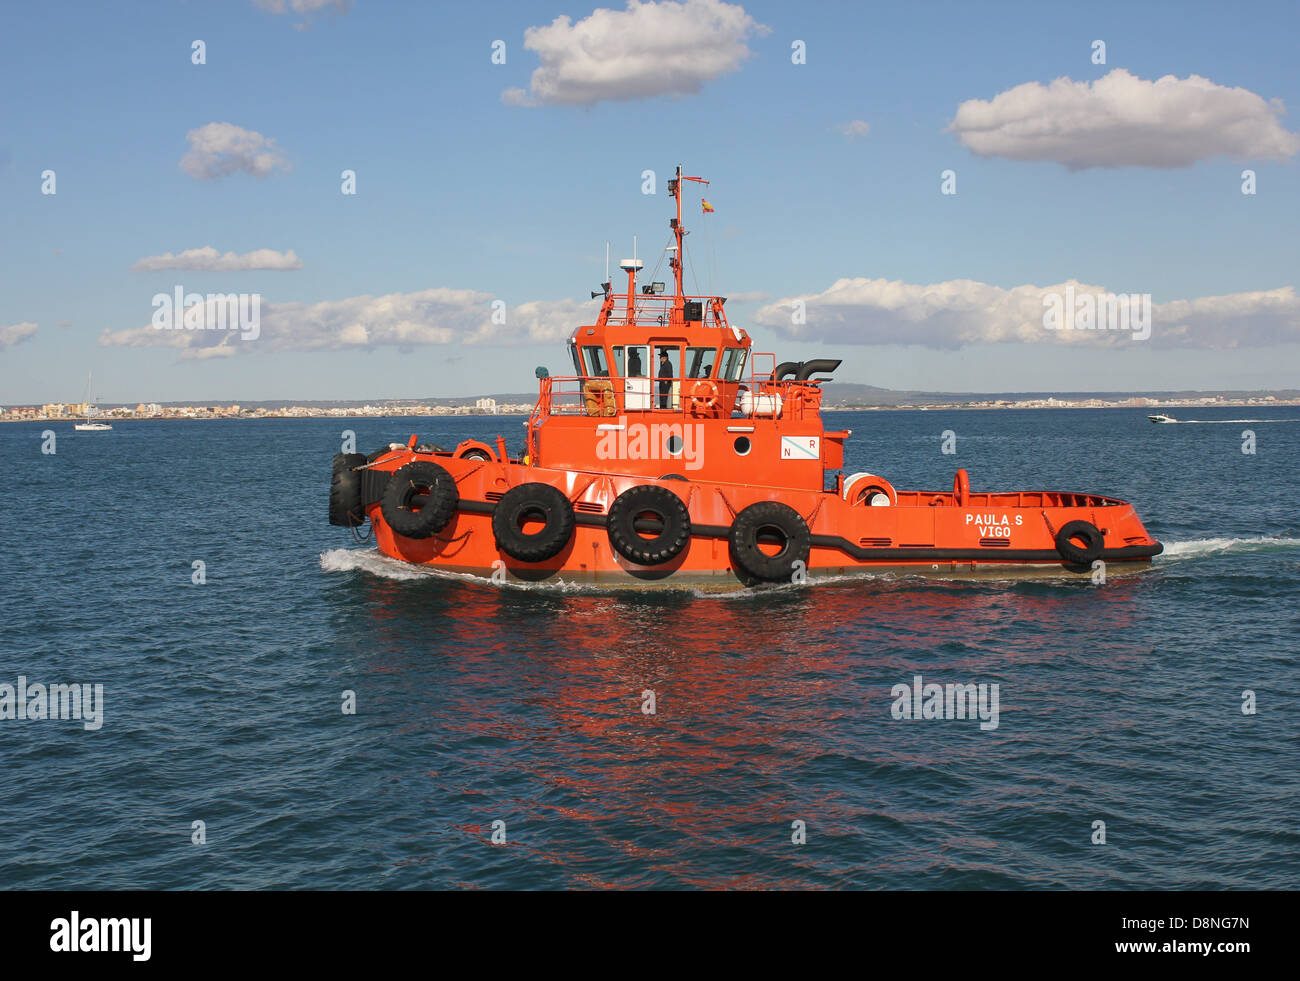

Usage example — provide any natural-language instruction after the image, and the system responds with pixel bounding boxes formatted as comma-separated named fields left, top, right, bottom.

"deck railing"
left=532, top=374, right=825, bottom=419
left=600, top=294, right=732, bottom=329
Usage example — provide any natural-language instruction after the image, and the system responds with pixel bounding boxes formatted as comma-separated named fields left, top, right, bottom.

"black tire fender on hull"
left=728, top=501, right=812, bottom=584
left=492, top=482, right=575, bottom=563
left=380, top=461, right=459, bottom=539
left=607, top=484, right=691, bottom=566
left=1054, top=519, right=1105, bottom=565
left=329, top=453, right=367, bottom=527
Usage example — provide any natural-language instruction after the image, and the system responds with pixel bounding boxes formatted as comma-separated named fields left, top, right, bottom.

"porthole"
left=665, top=434, right=684, bottom=455
left=734, top=436, right=751, bottom=456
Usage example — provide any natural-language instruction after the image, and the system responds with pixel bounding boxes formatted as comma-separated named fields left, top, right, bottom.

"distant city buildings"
left=0, top=399, right=533, bottom=422
left=0, top=392, right=1290, bottom=423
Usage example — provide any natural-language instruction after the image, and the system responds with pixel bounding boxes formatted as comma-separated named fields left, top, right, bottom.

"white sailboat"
left=74, top=372, right=113, bottom=431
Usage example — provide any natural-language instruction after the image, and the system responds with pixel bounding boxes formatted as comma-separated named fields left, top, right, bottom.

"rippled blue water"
left=2, top=407, right=1297, bottom=889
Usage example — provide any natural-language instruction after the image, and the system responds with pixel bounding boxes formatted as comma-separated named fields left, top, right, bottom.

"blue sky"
left=2, top=0, right=1298, bottom=405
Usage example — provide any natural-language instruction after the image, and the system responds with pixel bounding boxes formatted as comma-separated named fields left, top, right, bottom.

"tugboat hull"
left=344, top=449, right=1162, bottom=590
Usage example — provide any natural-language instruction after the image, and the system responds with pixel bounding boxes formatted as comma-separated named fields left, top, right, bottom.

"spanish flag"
left=701, top=199, right=715, bottom=214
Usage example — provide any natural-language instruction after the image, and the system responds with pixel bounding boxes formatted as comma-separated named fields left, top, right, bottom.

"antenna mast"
left=667, top=164, right=709, bottom=300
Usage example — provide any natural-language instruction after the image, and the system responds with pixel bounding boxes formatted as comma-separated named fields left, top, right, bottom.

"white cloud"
left=468, top=297, right=601, bottom=344
left=836, top=120, right=870, bottom=140
left=252, top=0, right=349, bottom=14
left=950, top=68, right=1300, bottom=169
left=753, top=278, right=1300, bottom=349
left=503, top=0, right=766, bottom=107
left=180, top=123, right=288, bottom=180
left=0, top=322, right=38, bottom=349
left=132, top=247, right=303, bottom=272
left=98, top=289, right=599, bottom=358
left=1155, top=287, right=1300, bottom=347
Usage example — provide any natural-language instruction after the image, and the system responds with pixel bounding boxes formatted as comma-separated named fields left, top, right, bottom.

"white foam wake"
left=1169, top=418, right=1299, bottom=425
left=318, top=547, right=789, bottom=596
left=320, top=538, right=1299, bottom=594
left=1157, top=536, right=1300, bottom=560
left=319, top=547, right=614, bottom=592
left=320, top=547, right=444, bottom=581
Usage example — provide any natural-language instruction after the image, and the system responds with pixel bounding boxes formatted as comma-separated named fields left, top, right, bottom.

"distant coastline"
left=4, top=389, right=1297, bottom=423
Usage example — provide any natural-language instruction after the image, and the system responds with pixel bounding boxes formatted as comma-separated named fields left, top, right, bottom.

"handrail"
left=596, top=293, right=732, bottom=329
left=531, top=374, right=825, bottom=421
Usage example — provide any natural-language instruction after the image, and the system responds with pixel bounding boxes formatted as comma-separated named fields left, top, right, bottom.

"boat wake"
left=1156, top=536, right=1300, bottom=560
left=321, top=536, right=1300, bottom=595
left=320, top=547, right=644, bottom=593
left=320, top=547, right=871, bottom=596
left=1168, top=418, right=1300, bottom=425
left=321, top=547, right=442, bottom=581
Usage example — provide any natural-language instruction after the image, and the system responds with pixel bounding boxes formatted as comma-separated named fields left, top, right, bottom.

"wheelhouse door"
left=623, top=344, right=651, bottom=410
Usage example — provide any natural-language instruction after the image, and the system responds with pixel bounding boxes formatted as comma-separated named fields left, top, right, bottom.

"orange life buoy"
left=685, top=379, right=719, bottom=416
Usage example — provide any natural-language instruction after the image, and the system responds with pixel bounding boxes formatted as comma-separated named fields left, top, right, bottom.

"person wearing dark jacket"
left=657, top=351, right=673, bottom=409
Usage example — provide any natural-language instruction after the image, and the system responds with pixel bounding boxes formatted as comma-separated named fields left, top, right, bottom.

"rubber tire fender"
left=728, top=501, right=812, bottom=584
left=379, top=461, right=459, bottom=539
left=607, top=484, right=691, bottom=566
left=1055, top=519, right=1105, bottom=565
left=492, top=482, right=575, bottom=563
left=329, top=453, right=367, bottom=527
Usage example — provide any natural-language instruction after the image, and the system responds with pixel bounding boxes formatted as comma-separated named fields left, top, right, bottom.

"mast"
left=667, top=164, right=709, bottom=301
left=672, top=166, right=684, bottom=297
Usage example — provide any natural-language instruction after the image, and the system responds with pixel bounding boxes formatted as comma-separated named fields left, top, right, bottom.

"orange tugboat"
left=329, top=168, right=1163, bottom=587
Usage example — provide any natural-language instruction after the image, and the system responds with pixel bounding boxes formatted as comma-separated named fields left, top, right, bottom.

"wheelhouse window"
left=685, top=346, right=717, bottom=378
left=624, top=345, right=648, bottom=377
left=721, top=347, right=748, bottom=382
left=582, top=345, right=609, bottom=377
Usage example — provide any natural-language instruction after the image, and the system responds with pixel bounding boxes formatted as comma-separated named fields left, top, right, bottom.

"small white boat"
left=1147, top=413, right=1177, bottom=424
left=74, top=372, right=113, bottom=431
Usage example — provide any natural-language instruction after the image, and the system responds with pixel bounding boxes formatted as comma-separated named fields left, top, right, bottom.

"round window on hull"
left=733, top=436, right=751, bottom=456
